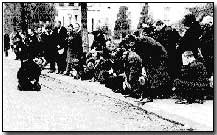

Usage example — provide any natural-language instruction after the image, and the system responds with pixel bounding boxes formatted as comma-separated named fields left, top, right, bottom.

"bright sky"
left=91, top=3, right=206, bottom=30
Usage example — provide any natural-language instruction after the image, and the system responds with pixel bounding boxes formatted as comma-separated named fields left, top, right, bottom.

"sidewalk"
left=42, top=70, right=213, bottom=131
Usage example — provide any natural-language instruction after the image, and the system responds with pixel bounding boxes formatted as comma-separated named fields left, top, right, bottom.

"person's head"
left=45, top=24, right=52, bottom=33
left=73, top=23, right=80, bottom=32
left=182, top=51, right=196, bottom=65
left=68, top=24, right=73, bottom=33
left=55, top=21, right=62, bottom=28
left=125, top=35, right=136, bottom=51
left=182, top=14, right=196, bottom=27
left=106, top=40, right=115, bottom=52
left=155, top=20, right=165, bottom=31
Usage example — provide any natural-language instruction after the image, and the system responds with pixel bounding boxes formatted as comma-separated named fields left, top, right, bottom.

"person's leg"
left=65, top=63, right=72, bottom=75
left=49, top=59, right=55, bottom=72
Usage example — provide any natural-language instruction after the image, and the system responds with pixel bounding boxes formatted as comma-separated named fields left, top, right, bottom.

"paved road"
left=3, top=57, right=188, bottom=131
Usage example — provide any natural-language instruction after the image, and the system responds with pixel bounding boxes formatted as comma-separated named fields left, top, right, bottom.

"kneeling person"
left=17, top=57, right=43, bottom=91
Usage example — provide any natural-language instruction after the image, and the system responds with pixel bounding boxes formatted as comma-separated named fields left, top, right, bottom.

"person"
left=200, top=16, right=214, bottom=78
left=17, top=57, right=42, bottom=91
left=152, top=20, right=168, bottom=47
left=65, top=23, right=83, bottom=78
left=9, top=28, right=18, bottom=51
left=53, top=21, right=68, bottom=74
left=12, top=30, right=23, bottom=60
left=105, top=48, right=125, bottom=92
left=177, top=14, right=202, bottom=59
left=135, top=36, right=170, bottom=102
left=4, top=34, right=10, bottom=57
left=25, top=28, right=39, bottom=59
left=81, top=58, right=95, bottom=81
left=91, top=28, right=106, bottom=51
left=173, top=51, right=210, bottom=104
left=41, top=24, right=57, bottom=73
left=121, top=35, right=143, bottom=98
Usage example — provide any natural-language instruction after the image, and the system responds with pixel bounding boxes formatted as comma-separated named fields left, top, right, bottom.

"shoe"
left=59, top=71, right=64, bottom=74
left=64, top=72, right=70, bottom=76
left=195, top=99, right=204, bottom=104
left=175, top=99, right=187, bottom=104
left=17, top=85, right=22, bottom=91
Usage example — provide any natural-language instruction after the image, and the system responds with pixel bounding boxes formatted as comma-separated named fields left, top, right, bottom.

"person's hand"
left=139, top=76, right=146, bottom=85
left=108, top=68, right=113, bottom=74
left=30, top=79, right=36, bottom=84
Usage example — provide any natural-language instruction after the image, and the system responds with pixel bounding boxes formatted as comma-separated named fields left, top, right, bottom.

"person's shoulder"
left=61, top=26, right=67, bottom=31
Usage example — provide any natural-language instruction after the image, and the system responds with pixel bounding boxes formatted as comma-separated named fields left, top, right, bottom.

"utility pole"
left=80, top=2, right=89, bottom=53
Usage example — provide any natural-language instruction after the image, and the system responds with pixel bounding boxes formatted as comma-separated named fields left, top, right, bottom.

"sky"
left=91, top=3, right=207, bottom=30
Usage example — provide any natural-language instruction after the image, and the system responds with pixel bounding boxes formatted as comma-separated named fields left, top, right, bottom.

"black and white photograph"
left=2, top=2, right=214, bottom=131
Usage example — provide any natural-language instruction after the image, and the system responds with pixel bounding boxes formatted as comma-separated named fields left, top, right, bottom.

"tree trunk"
left=81, top=3, right=89, bottom=53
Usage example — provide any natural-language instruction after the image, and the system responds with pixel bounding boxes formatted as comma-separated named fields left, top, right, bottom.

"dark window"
left=69, top=3, right=74, bottom=6
left=59, top=3, right=64, bottom=6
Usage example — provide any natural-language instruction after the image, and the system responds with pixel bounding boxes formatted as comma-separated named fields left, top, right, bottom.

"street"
left=2, top=56, right=189, bottom=131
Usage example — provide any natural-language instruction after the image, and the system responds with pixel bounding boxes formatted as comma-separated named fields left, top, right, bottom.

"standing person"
left=12, top=30, right=23, bottom=60
left=91, top=28, right=106, bottom=51
left=41, top=24, right=57, bottom=73
left=4, top=34, right=10, bottom=57
left=53, top=21, right=68, bottom=74
left=25, top=28, right=39, bottom=59
left=153, top=21, right=180, bottom=82
left=9, top=28, right=18, bottom=51
left=178, top=14, right=202, bottom=60
left=65, top=23, right=83, bottom=78
left=200, top=16, right=214, bottom=78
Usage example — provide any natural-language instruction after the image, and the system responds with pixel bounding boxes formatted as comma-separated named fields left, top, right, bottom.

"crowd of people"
left=4, top=13, right=214, bottom=104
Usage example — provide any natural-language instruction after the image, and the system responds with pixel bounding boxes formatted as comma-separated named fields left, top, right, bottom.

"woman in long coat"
left=65, top=24, right=83, bottom=77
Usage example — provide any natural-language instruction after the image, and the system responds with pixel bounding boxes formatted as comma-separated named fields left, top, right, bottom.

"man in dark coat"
left=41, top=25, right=57, bottom=72
left=153, top=21, right=180, bottom=81
left=53, top=21, right=68, bottom=74
left=4, top=34, right=10, bottom=57
left=173, top=51, right=210, bottom=104
left=25, top=29, right=39, bottom=59
left=178, top=14, right=202, bottom=59
left=135, top=36, right=170, bottom=101
left=91, top=29, right=106, bottom=51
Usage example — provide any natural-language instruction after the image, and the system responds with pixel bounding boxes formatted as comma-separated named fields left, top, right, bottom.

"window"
left=59, top=3, right=64, bottom=6
left=69, top=3, right=74, bottom=6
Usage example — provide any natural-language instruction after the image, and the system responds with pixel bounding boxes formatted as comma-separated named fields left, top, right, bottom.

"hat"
left=45, top=24, right=52, bottom=30
left=182, top=14, right=196, bottom=27
left=155, top=20, right=164, bottom=26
